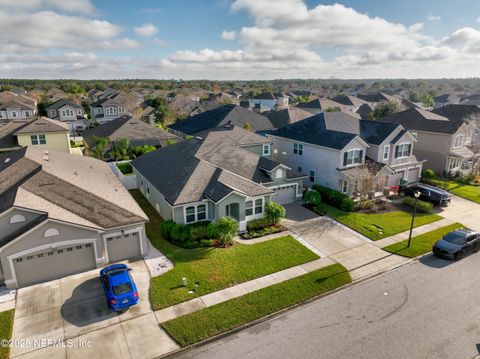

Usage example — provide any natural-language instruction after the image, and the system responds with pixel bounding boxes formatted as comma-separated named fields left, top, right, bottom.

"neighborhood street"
left=174, top=252, right=480, bottom=359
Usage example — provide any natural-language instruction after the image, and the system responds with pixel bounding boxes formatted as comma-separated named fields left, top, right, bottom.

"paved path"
left=154, top=257, right=335, bottom=323
left=174, top=252, right=480, bottom=359
left=373, top=217, right=455, bottom=248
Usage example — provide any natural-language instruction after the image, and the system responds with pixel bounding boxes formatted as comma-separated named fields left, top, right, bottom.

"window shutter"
left=359, top=150, right=363, bottom=162
left=343, top=152, right=348, bottom=166
left=407, top=144, right=412, bottom=156
left=395, top=146, right=400, bottom=158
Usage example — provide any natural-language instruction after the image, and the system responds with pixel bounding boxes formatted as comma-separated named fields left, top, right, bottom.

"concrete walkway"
left=373, top=218, right=455, bottom=248
left=154, top=257, right=335, bottom=324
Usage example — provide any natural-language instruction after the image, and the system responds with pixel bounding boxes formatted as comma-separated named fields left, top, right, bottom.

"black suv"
left=399, top=183, right=451, bottom=207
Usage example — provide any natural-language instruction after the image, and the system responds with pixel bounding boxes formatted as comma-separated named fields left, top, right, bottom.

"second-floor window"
left=11, top=111, right=17, bottom=118
left=309, top=170, right=315, bottom=182
left=293, top=143, right=304, bottom=155
left=62, top=109, right=74, bottom=117
left=383, top=145, right=390, bottom=161
left=0, top=111, right=5, bottom=119
left=262, top=144, right=270, bottom=156
left=106, top=107, right=118, bottom=116
left=395, top=143, right=411, bottom=158
left=454, top=134, right=464, bottom=148
left=343, top=149, right=363, bottom=166
left=118, top=107, right=125, bottom=113
left=31, top=134, right=46, bottom=145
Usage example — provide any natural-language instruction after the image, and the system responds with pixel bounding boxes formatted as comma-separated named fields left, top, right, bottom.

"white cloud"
left=427, top=15, right=441, bottom=21
left=153, top=38, right=168, bottom=46
left=441, top=27, right=480, bottom=52
left=221, top=31, right=236, bottom=40
left=134, top=23, right=158, bottom=37
left=0, top=0, right=95, bottom=14
left=476, top=16, right=480, bottom=23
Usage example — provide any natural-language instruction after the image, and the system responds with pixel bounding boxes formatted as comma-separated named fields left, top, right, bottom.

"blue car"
left=100, top=264, right=139, bottom=311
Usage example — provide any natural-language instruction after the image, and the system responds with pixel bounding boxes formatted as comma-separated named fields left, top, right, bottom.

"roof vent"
left=4, top=158, right=10, bottom=163
left=42, top=150, right=49, bottom=161
left=194, top=136, right=203, bottom=140
left=74, top=170, right=77, bottom=175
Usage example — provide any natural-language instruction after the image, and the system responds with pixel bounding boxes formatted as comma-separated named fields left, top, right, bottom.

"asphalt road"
left=173, top=253, right=480, bottom=359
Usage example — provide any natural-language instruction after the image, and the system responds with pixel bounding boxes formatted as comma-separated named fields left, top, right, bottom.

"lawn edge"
left=158, top=259, right=414, bottom=359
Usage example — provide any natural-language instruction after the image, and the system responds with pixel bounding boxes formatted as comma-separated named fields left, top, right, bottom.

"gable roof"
left=0, top=99, right=36, bottom=111
left=0, top=147, right=147, bottom=230
left=356, top=103, right=374, bottom=119
left=380, top=108, right=463, bottom=134
left=432, top=104, right=480, bottom=122
left=331, top=95, right=367, bottom=107
left=46, top=98, right=83, bottom=110
left=82, top=115, right=179, bottom=148
left=168, top=105, right=274, bottom=135
left=14, top=117, right=68, bottom=135
left=131, top=126, right=303, bottom=206
left=266, top=108, right=313, bottom=129
left=434, top=94, right=460, bottom=103
left=357, top=92, right=398, bottom=103
left=251, top=92, right=276, bottom=100
left=295, top=98, right=345, bottom=111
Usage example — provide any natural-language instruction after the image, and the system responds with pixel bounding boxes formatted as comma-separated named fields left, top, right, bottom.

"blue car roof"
left=109, top=270, right=131, bottom=286
left=100, top=263, right=128, bottom=276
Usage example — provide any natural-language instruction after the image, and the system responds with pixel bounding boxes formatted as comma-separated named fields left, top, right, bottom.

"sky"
left=1, top=0, right=480, bottom=79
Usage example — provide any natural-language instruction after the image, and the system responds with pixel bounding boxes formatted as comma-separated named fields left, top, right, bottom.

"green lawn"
left=316, top=203, right=442, bottom=241
left=161, top=263, right=351, bottom=347
left=130, top=190, right=320, bottom=310
left=429, top=178, right=480, bottom=204
left=383, top=223, right=464, bottom=258
left=0, top=310, right=14, bottom=359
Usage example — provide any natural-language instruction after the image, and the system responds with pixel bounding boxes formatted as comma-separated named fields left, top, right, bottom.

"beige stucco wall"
left=17, top=131, right=71, bottom=153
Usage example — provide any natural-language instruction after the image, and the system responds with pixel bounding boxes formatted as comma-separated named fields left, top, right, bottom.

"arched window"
left=44, top=228, right=59, bottom=238
left=9, top=214, right=26, bottom=224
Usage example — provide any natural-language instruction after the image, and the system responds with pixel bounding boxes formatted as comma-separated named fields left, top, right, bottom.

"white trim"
left=7, top=238, right=98, bottom=286
left=267, top=183, right=301, bottom=197
left=395, top=142, right=411, bottom=159
left=102, top=227, right=144, bottom=263
left=183, top=203, right=209, bottom=224
left=344, top=148, right=364, bottom=167
left=383, top=145, right=390, bottom=161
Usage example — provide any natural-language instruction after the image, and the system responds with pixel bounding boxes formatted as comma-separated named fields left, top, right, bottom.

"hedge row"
left=311, top=184, right=355, bottom=211
left=160, top=220, right=216, bottom=248
left=403, top=196, right=433, bottom=212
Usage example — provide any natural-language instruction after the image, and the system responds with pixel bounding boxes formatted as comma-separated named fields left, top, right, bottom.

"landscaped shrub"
left=241, top=225, right=285, bottom=239
left=403, top=196, right=433, bottom=212
left=423, top=178, right=449, bottom=190
left=246, top=217, right=272, bottom=230
left=305, top=189, right=321, bottom=206
left=115, top=162, right=133, bottom=175
left=210, top=216, right=239, bottom=246
left=312, top=184, right=355, bottom=211
left=170, top=224, right=189, bottom=243
left=160, top=220, right=176, bottom=239
left=421, top=169, right=435, bottom=179
left=265, top=202, right=286, bottom=224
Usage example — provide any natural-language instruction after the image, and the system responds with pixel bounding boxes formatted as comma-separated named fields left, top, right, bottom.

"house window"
left=395, top=143, right=411, bottom=158
left=309, top=170, right=315, bottom=183
left=186, top=206, right=196, bottom=223
left=197, top=204, right=207, bottom=221
left=275, top=169, right=283, bottom=179
left=39, top=134, right=46, bottom=144
left=245, top=200, right=253, bottom=216
left=340, top=180, right=348, bottom=193
left=254, top=199, right=263, bottom=214
left=262, top=144, right=270, bottom=156
left=30, top=135, right=39, bottom=145
left=77, top=109, right=82, bottom=115
left=383, top=145, right=390, bottom=161
left=118, top=107, right=125, bottom=113
left=293, top=143, right=304, bottom=155
left=11, top=111, right=17, bottom=118
left=0, top=112, right=5, bottom=119
left=343, top=149, right=363, bottom=166
left=297, top=166, right=302, bottom=173
left=62, top=109, right=74, bottom=117
left=293, top=143, right=298, bottom=154
left=454, top=134, right=464, bottom=148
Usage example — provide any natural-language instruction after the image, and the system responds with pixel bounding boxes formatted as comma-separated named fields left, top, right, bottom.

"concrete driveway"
left=437, top=194, right=480, bottom=232
left=10, top=260, right=178, bottom=359
left=283, top=203, right=409, bottom=280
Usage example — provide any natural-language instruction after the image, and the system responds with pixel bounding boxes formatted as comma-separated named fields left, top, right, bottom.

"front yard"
left=130, top=190, right=320, bottom=310
left=428, top=177, right=480, bottom=204
left=0, top=310, right=14, bottom=359
left=161, top=263, right=351, bottom=347
left=316, top=202, right=442, bottom=241
left=383, top=223, right=464, bottom=258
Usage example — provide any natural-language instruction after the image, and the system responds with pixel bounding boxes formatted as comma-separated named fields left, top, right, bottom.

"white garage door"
left=271, top=185, right=296, bottom=205
left=407, top=167, right=420, bottom=183
left=14, top=243, right=96, bottom=288
left=106, top=232, right=141, bottom=263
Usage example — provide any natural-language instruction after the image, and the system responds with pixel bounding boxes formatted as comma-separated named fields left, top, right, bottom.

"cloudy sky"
left=2, top=0, right=480, bottom=79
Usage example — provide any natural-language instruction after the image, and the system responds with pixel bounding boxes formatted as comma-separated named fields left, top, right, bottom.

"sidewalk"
left=373, top=218, right=454, bottom=248
left=154, top=256, right=335, bottom=324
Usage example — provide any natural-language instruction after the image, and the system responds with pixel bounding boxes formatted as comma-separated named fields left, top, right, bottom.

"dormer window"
left=454, top=134, right=464, bottom=148
left=343, top=149, right=363, bottom=166
left=275, top=169, right=283, bottom=179
left=262, top=144, right=270, bottom=156
left=395, top=143, right=411, bottom=158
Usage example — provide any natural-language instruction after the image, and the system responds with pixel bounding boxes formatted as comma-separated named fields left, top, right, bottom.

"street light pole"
left=407, top=190, right=421, bottom=248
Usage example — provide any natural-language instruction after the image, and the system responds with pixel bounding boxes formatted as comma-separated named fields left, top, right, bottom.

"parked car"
left=100, top=264, right=139, bottom=311
left=399, top=183, right=451, bottom=207
left=432, top=228, right=480, bottom=260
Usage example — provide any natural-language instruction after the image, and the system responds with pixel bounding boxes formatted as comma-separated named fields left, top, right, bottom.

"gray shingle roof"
left=82, top=115, right=179, bottom=148
left=14, top=117, right=68, bottom=135
left=251, top=92, right=276, bottom=100
left=46, top=99, right=82, bottom=110
left=266, top=108, right=313, bottom=129
left=432, top=104, right=480, bottom=122
left=168, top=105, right=274, bottom=135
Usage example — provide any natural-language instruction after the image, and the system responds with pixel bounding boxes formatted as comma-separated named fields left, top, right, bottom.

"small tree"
left=244, top=122, right=252, bottom=130
left=91, top=136, right=109, bottom=160
left=211, top=216, right=238, bottom=246
left=371, top=100, right=402, bottom=119
left=265, top=202, right=286, bottom=225
left=325, top=106, right=341, bottom=112
left=110, top=137, right=130, bottom=161
left=305, top=190, right=321, bottom=206
left=421, top=93, right=434, bottom=108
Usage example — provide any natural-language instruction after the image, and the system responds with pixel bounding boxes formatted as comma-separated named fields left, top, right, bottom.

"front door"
left=225, top=203, right=240, bottom=221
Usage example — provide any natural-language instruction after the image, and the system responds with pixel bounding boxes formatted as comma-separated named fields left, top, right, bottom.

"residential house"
left=168, top=105, right=275, bottom=137
left=356, top=103, right=374, bottom=119
left=0, top=146, right=148, bottom=288
left=0, top=117, right=72, bottom=153
left=381, top=108, right=473, bottom=175
left=295, top=98, right=348, bottom=114
left=0, top=91, right=37, bottom=120
left=46, top=88, right=68, bottom=102
left=248, top=92, right=289, bottom=111
left=46, top=99, right=86, bottom=132
left=267, top=112, right=422, bottom=196
left=82, top=115, right=180, bottom=152
left=89, top=94, right=131, bottom=125
left=131, top=126, right=305, bottom=232
left=266, top=108, right=313, bottom=129
left=330, top=95, right=368, bottom=112
left=433, top=104, right=480, bottom=148
left=434, top=94, right=460, bottom=108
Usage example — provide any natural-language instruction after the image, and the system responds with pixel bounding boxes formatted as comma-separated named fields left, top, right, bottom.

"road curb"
left=155, top=258, right=415, bottom=359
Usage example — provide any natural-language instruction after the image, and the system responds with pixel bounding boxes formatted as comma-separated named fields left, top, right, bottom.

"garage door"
left=14, top=243, right=96, bottom=288
left=106, top=232, right=141, bottom=263
left=407, top=167, right=420, bottom=183
left=271, top=185, right=296, bottom=205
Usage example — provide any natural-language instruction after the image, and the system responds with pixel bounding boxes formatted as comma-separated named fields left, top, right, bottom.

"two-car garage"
left=270, top=184, right=298, bottom=205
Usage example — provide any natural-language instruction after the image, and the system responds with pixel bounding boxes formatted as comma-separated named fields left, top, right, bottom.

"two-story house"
left=381, top=108, right=473, bottom=175
left=46, top=99, right=86, bottom=132
left=267, top=112, right=422, bottom=196
left=131, top=125, right=305, bottom=232
left=248, top=92, right=289, bottom=111
left=433, top=104, right=480, bottom=149
left=90, top=95, right=130, bottom=125
left=0, top=91, right=37, bottom=120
